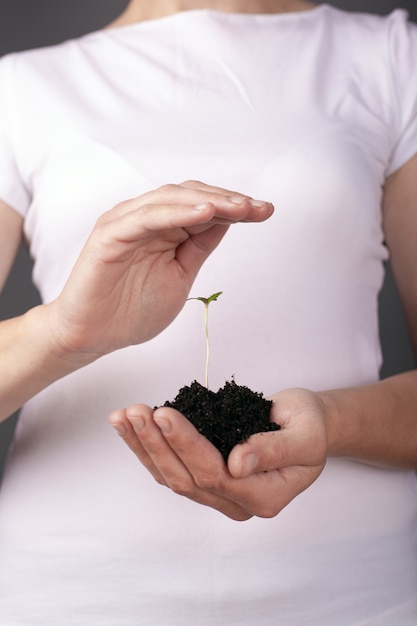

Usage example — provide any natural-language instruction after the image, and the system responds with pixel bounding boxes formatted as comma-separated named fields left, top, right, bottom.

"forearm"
left=0, top=304, right=94, bottom=422
left=319, top=370, right=417, bottom=469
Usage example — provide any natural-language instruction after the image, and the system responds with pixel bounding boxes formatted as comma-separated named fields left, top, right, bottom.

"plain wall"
left=0, top=0, right=416, bottom=478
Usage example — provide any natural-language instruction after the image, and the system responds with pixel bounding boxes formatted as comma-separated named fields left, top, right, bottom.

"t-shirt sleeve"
left=0, top=54, right=31, bottom=216
left=386, top=11, right=417, bottom=175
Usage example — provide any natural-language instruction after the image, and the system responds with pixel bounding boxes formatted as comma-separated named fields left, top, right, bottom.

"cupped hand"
left=109, top=388, right=328, bottom=521
left=45, top=181, right=273, bottom=364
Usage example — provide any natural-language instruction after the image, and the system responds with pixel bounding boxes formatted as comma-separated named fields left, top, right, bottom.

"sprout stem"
left=187, top=291, right=222, bottom=390
left=204, top=301, right=210, bottom=389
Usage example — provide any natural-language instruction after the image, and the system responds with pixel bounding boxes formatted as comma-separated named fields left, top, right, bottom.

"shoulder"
left=0, top=29, right=109, bottom=87
left=0, top=30, right=117, bottom=119
left=321, top=6, right=417, bottom=114
left=322, top=5, right=414, bottom=32
left=321, top=6, right=417, bottom=57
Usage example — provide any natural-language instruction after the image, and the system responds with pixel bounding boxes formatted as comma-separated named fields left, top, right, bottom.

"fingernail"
left=154, top=416, right=171, bottom=434
left=228, top=197, right=271, bottom=208
left=193, top=202, right=209, bottom=211
left=249, top=199, right=269, bottom=207
left=129, top=415, right=145, bottom=432
left=112, top=424, right=127, bottom=437
left=242, top=453, right=258, bottom=475
left=229, top=196, right=247, bottom=204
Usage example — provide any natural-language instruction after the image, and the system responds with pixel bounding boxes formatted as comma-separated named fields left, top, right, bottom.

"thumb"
left=228, top=430, right=288, bottom=478
left=228, top=426, right=326, bottom=479
left=176, top=224, right=229, bottom=278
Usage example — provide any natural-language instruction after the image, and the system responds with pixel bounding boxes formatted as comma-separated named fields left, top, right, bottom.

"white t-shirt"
left=1, top=5, right=417, bottom=624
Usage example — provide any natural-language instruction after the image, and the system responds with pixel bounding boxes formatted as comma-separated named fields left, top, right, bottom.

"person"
left=0, top=0, right=416, bottom=623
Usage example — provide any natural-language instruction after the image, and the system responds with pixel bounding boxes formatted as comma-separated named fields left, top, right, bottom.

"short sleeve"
left=386, top=11, right=417, bottom=175
left=0, top=54, right=31, bottom=216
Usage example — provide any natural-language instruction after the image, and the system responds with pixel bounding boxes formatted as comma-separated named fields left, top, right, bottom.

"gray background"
left=0, top=0, right=416, bottom=478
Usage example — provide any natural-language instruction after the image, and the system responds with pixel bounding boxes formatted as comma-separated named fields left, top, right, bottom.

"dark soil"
left=162, top=379, right=280, bottom=461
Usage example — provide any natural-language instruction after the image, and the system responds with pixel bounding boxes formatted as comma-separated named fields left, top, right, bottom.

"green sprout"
left=187, top=291, right=222, bottom=389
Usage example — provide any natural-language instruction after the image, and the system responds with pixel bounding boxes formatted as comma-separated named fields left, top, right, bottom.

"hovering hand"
left=45, top=181, right=273, bottom=364
left=109, top=388, right=327, bottom=521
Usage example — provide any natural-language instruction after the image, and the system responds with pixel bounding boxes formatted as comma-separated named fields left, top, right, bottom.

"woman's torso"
left=1, top=6, right=417, bottom=624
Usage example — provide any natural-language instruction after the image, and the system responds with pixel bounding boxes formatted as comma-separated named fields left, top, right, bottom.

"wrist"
left=24, top=303, right=97, bottom=375
left=315, top=389, right=356, bottom=459
left=0, top=304, right=97, bottom=422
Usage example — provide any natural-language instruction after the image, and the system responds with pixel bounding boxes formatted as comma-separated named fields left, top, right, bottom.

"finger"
left=96, top=200, right=217, bottom=244
left=178, top=179, right=251, bottom=198
left=178, top=180, right=274, bottom=222
left=175, top=224, right=230, bottom=277
left=131, top=197, right=273, bottom=230
left=148, top=407, right=327, bottom=519
left=154, top=408, right=310, bottom=518
left=104, top=182, right=274, bottom=225
left=228, top=426, right=327, bottom=479
left=152, top=407, right=284, bottom=517
left=109, top=407, right=167, bottom=486
left=122, top=405, right=252, bottom=521
left=111, top=405, right=312, bottom=520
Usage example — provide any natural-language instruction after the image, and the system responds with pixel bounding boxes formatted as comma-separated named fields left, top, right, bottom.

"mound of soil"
left=162, top=379, right=280, bottom=461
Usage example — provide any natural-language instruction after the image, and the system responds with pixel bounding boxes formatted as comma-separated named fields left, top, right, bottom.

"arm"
left=0, top=181, right=273, bottom=423
left=110, top=156, right=417, bottom=520
left=246, top=154, right=417, bottom=473
left=0, top=200, right=22, bottom=289
left=320, top=152, right=417, bottom=469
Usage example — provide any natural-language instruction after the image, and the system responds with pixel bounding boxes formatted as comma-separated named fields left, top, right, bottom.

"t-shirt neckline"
left=101, top=3, right=329, bottom=36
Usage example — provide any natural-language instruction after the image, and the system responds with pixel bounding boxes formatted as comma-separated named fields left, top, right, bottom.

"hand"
left=45, top=181, right=273, bottom=364
left=109, top=388, right=328, bottom=521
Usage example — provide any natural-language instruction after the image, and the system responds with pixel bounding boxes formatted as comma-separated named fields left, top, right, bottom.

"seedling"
left=164, top=291, right=279, bottom=461
left=187, top=291, right=222, bottom=389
